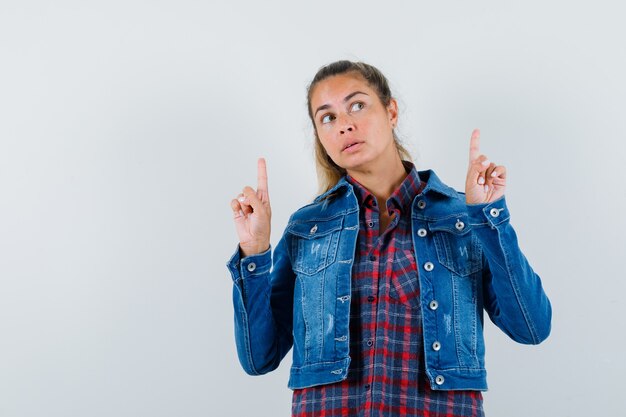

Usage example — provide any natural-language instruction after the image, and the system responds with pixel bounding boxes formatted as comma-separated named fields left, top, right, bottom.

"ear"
left=387, top=98, right=399, bottom=127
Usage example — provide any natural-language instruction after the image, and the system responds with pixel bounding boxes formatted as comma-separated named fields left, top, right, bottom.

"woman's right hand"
left=230, top=158, right=272, bottom=257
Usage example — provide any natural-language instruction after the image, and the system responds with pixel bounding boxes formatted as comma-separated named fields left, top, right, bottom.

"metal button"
left=367, top=221, right=374, bottom=228
left=455, top=220, right=465, bottom=231
left=417, top=228, right=427, bottom=237
left=366, top=340, right=374, bottom=347
left=310, top=224, right=318, bottom=234
left=432, top=341, right=441, bottom=351
left=429, top=300, right=439, bottom=310
left=247, top=262, right=256, bottom=272
left=367, top=296, right=376, bottom=302
left=489, top=208, right=500, bottom=218
left=424, top=262, right=434, bottom=272
left=417, top=200, right=426, bottom=209
left=435, top=375, right=445, bottom=385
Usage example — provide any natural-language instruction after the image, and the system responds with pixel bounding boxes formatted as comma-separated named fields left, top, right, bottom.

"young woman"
left=227, top=61, right=551, bottom=416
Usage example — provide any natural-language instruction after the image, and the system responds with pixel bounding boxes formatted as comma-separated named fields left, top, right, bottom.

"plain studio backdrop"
left=1, top=1, right=624, bottom=416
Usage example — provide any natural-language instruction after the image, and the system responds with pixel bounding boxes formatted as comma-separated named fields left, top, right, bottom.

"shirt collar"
left=314, top=164, right=458, bottom=204
left=345, top=161, right=424, bottom=213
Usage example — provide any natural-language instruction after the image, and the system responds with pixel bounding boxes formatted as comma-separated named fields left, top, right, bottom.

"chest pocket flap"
left=429, top=214, right=482, bottom=276
left=287, top=216, right=343, bottom=275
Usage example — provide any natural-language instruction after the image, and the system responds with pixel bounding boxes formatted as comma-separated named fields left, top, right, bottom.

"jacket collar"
left=314, top=168, right=458, bottom=203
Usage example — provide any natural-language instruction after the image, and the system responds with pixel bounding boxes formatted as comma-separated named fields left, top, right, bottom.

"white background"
left=1, top=1, right=624, bottom=416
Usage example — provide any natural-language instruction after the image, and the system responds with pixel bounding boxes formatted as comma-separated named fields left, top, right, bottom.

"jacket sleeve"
left=467, top=196, right=552, bottom=345
left=225, top=234, right=295, bottom=375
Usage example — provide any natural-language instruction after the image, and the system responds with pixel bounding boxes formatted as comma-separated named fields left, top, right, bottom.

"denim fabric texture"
left=226, top=169, right=552, bottom=391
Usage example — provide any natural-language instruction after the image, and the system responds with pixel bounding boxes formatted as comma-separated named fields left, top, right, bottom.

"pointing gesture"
left=231, top=158, right=272, bottom=256
left=465, top=129, right=507, bottom=205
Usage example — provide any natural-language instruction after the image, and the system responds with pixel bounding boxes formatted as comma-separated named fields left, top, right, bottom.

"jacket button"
left=489, top=208, right=500, bottom=218
left=246, top=262, right=256, bottom=272
left=367, top=295, right=376, bottom=302
left=432, top=341, right=441, bottom=351
left=435, top=375, right=445, bottom=385
left=455, top=220, right=465, bottom=231
left=417, top=200, right=426, bottom=209
left=417, top=228, right=427, bottom=237
left=310, top=224, right=318, bottom=234
left=424, top=262, right=434, bottom=272
left=429, top=300, right=438, bottom=310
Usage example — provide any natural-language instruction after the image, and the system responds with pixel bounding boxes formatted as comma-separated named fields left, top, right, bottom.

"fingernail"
left=238, top=196, right=245, bottom=203
left=478, top=177, right=485, bottom=185
left=491, top=171, right=498, bottom=177
left=481, top=159, right=490, bottom=166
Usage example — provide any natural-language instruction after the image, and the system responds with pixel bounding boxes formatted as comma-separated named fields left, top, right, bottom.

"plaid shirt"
left=291, top=163, right=484, bottom=417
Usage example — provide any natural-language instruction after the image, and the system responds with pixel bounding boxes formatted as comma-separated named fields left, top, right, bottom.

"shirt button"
left=367, top=295, right=376, bottom=302
left=429, top=300, right=439, bottom=310
left=417, top=200, right=426, bottom=209
left=489, top=208, right=500, bottom=218
left=435, top=375, right=445, bottom=385
left=367, top=221, right=374, bottom=228
left=370, top=255, right=376, bottom=262
left=366, top=340, right=374, bottom=347
left=310, top=224, right=318, bottom=234
left=432, top=341, right=441, bottom=351
left=424, top=262, right=434, bottom=272
left=247, top=262, right=256, bottom=272
left=417, top=228, right=427, bottom=237
left=455, top=220, right=465, bottom=231
left=365, top=384, right=371, bottom=390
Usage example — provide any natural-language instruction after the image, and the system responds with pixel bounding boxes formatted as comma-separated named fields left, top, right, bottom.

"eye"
left=350, top=102, right=364, bottom=112
left=321, top=114, right=335, bottom=124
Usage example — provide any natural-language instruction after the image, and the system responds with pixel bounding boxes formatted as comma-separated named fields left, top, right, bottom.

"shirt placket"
left=360, top=200, right=379, bottom=415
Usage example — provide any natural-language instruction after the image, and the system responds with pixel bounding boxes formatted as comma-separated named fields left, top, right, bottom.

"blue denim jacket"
left=227, top=169, right=551, bottom=390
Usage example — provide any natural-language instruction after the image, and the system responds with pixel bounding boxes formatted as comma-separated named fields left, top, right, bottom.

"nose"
left=339, top=126, right=353, bottom=134
left=338, top=115, right=355, bottom=135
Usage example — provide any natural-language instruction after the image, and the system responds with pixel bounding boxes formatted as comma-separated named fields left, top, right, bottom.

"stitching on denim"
left=451, top=274, right=466, bottom=367
left=497, top=226, right=539, bottom=343
left=238, top=307, right=259, bottom=375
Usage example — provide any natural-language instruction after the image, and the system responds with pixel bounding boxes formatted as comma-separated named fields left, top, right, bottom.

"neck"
left=347, top=155, right=408, bottom=203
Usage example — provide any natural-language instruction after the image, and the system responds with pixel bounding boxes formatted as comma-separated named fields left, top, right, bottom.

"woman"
left=227, top=61, right=551, bottom=416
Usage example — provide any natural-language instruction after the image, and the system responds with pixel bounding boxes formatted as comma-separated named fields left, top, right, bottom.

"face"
left=310, top=73, right=398, bottom=174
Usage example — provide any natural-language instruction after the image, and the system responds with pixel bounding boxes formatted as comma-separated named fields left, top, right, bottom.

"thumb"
left=241, top=186, right=266, bottom=213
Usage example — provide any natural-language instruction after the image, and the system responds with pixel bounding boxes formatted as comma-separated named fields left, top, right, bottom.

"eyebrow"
left=314, top=91, right=369, bottom=117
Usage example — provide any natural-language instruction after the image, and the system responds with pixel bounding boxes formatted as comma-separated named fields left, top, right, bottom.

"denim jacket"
left=227, top=169, right=551, bottom=391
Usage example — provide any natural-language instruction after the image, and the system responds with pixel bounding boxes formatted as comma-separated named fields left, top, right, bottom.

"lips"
left=342, top=141, right=363, bottom=152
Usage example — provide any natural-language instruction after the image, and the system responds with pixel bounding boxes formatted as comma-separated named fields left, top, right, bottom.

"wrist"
left=239, top=243, right=270, bottom=258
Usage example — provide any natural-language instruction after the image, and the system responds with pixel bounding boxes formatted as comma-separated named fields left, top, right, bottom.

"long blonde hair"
left=306, top=61, right=412, bottom=195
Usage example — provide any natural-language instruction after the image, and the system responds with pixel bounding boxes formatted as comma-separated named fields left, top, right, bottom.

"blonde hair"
left=306, top=61, right=412, bottom=195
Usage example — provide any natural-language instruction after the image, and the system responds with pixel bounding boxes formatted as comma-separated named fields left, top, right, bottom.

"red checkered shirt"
left=291, top=163, right=484, bottom=417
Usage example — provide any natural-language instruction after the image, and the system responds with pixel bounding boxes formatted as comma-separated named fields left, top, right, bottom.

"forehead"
left=310, top=73, right=375, bottom=107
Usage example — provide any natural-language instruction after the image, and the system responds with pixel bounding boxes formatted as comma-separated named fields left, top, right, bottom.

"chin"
left=336, top=157, right=370, bottom=173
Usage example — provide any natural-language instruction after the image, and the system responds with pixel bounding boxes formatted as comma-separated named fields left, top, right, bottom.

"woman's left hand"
left=465, top=129, right=507, bottom=205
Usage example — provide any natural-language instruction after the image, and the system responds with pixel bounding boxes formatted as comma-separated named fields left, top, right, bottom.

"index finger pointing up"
left=469, top=128, right=481, bottom=162
left=257, top=157, right=269, bottom=202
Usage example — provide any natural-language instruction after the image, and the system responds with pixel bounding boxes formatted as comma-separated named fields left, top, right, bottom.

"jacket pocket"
left=430, top=214, right=482, bottom=277
left=287, top=216, right=343, bottom=276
